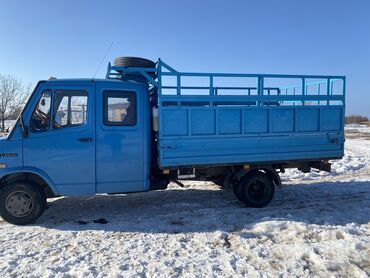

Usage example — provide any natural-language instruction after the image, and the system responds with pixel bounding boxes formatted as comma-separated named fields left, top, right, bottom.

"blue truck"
left=0, top=57, right=345, bottom=225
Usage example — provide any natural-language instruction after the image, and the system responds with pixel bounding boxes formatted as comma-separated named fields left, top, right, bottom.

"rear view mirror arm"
left=19, top=114, right=29, bottom=138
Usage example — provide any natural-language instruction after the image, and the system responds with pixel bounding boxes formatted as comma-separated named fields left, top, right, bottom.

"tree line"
left=345, top=115, right=369, bottom=124
left=0, top=74, right=32, bottom=132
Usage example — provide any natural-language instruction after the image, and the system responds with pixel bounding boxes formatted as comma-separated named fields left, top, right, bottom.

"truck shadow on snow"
left=35, top=180, right=370, bottom=233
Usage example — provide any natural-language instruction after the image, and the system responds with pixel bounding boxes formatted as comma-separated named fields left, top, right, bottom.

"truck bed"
left=156, top=61, right=345, bottom=168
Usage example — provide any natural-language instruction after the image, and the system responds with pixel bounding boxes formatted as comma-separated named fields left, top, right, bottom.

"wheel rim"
left=248, top=181, right=267, bottom=202
left=5, top=191, right=34, bottom=217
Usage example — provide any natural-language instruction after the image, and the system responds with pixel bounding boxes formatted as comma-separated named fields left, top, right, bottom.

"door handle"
left=77, top=137, right=93, bottom=143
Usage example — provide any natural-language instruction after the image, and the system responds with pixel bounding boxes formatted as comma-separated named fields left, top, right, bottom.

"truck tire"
left=0, top=182, right=46, bottom=225
left=114, top=57, right=156, bottom=82
left=114, top=57, right=156, bottom=69
left=234, top=172, right=274, bottom=208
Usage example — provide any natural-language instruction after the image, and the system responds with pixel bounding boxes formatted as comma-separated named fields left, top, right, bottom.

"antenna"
left=92, top=41, right=114, bottom=80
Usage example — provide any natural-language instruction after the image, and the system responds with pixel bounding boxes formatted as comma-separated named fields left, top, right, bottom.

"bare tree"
left=0, top=75, right=31, bottom=131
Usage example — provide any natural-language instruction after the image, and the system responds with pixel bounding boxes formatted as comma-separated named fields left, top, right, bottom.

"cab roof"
left=42, top=78, right=128, bottom=85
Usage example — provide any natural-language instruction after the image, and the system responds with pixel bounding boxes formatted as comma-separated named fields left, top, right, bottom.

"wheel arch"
left=0, top=167, right=60, bottom=197
left=235, top=166, right=281, bottom=187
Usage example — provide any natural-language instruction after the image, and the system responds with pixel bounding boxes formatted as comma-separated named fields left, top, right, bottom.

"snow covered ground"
left=0, top=126, right=369, bottom=277
left=345, top=123, right=370, bottom=140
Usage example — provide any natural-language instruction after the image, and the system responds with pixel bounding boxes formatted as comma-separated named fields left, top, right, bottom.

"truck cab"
left=0, top=78, right=154, bottom=224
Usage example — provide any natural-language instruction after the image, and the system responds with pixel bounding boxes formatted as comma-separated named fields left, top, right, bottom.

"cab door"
left=23, top=83, right=96, bottom=195
left=95, top=81, right=150, bottom=193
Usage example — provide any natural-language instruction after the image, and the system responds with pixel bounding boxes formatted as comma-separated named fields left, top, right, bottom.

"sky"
left=0, top=0, right=369, bottom=116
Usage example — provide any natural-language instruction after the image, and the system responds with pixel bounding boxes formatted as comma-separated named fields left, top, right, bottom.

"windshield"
left=5, top=81, right=41, bottom=140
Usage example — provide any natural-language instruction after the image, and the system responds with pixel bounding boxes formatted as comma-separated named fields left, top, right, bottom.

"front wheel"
left=0, top=182, right=46, bottom=225
left=234, top=172, right=275, bottom=208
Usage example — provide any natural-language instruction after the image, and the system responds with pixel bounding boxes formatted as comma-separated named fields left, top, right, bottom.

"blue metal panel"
left=219, top=109, right=242, bottom=134
left=158, top=107, right=344, bottom=167
left=191, top=109, right=215, bottom=135
left=271, top=109, right=295, bottom=133
left=245, top=109, right=268, bottom=133
left=162, top=109, right=188, bottom=136
left=296, top=108, right=319, bottom=132
left=320, top=107, right=342, bottom=131
left=159, top=133, right=343, bottom=167
left=0, top=137, right=23, bottom=171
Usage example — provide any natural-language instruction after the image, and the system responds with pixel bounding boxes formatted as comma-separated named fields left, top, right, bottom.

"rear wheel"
left=233, top=172, right=275, bottom=207
left=0, top=182, right=46, bottom=225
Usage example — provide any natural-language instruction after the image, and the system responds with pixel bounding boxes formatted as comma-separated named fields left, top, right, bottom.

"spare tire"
left=114, top=57, right=156, bottom=82
left=114, top=57, right=156, bottom=68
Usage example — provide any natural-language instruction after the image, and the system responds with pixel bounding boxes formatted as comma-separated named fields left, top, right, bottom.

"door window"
left=103, top=91, right=136, bottom=126
left=53, top=90, right=88, bottom=129
left=30, top=90, right=52, bottom=132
